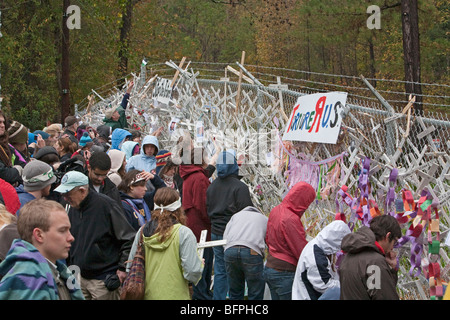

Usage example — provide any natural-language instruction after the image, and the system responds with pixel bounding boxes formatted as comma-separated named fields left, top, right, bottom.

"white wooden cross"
left=197, top=230, right=227, bottom=259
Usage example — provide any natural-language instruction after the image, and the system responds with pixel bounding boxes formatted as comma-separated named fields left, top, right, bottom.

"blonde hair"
left=0, top=204, right=16, bottom=228
left=17, top=199, right=66, bottom=243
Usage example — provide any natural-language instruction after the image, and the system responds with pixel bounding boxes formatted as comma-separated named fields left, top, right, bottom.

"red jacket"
left=179, top=164, right=211, bottom=241
left=265, top=182, right=316, bottom=267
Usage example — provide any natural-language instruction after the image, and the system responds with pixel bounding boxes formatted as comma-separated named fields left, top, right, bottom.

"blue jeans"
left=192, top=247, right=213, bottom=300
left=224, top=246, right=265, bottom=300
left=211, top=233, right=228, bottom=300
left=263, top=266, right=295, bottom=300
left=318, top=286, right=340, bottom=300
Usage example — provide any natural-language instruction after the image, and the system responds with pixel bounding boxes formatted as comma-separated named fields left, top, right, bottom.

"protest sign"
left=282, top=92, right=347, bottom=144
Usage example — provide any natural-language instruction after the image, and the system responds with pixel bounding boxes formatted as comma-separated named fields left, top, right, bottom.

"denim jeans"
left=211, top=233, right=228, bottom=300
left=318, top=286, right=341, bottom=300
left=192, top=247, right=213, bottom=300
left=263, top=266, right=295, bottom=300
left=224, top=246, right=265, bottom=300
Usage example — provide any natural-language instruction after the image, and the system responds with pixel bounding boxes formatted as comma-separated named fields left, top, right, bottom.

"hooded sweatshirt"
left=127, top=221, right=203, bottom=300
left=125, top=135, right=159, bottom=173
left=265, top=182, right=316, bottom=270
left=339, top=226, right=399, bottom=300
left=0, top=239, right=85, bottom=300
left=292, top=220, right=351, bottom=300
left=107, top=149, right=126, bottom=187
left=206, top=151, right=253, bottom=236
left=179, top=164, right=211, bottom=241
left=121, top=141, right=139, bottom=160
left=110, top=128, right=131, bottom=151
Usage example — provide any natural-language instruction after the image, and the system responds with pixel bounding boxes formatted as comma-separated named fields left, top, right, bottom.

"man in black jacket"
left=55, top=170, right=136, bottom=300
left=63, top=115, right=79, bottom=145
left=206, top=150, right=253, bottom=300
left=87, top=151, right=122, bottom=207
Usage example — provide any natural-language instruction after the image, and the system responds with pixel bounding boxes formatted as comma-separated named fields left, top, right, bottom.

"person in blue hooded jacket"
left=125, top=135, right=159, bottom=173
left=206, top=150, right=253, bottom=300
left=110, top=128, right=132, bottom=151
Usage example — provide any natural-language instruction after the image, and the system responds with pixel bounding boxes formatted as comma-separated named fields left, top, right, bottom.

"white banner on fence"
left=282, top=92, right=347, bottom=144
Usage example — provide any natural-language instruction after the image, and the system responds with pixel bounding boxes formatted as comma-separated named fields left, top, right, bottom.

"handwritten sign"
left=282, top=92, right=347, bottom=144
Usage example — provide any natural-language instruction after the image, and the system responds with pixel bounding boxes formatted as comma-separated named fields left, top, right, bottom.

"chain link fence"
left=77, top=61, right=450, bottom=300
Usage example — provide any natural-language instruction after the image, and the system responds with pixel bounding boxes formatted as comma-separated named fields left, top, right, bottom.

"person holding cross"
left=103, top=81, right=133, bottom=131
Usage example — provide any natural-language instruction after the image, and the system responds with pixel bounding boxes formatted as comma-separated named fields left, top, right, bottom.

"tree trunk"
left=117, top=0, right=134, bottom=88
left=401, top=0, right=423, bottom=114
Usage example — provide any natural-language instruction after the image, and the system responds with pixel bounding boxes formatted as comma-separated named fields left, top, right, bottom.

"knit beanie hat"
left=156, top=150, right=172, bottom=175
left=79, top=132, right=93, bottom=147
left=34, top=146, right=59, bottom=160
left=22, top=160, right=56, bottom=192
left=8, top=121, right=28, bottom=145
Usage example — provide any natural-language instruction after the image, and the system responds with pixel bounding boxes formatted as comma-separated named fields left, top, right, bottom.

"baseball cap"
left=54, top=171, right=89, bottom=193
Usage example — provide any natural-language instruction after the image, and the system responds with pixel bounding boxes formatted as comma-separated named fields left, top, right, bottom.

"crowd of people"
left=0, top=84, right=407, bottom=300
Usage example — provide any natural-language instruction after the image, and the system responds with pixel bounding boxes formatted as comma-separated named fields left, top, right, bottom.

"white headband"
left=154, top=198, right=182, bottom=214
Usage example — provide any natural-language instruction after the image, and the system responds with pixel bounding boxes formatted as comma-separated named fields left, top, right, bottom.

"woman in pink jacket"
left=264, top=181, right=316, bottom=300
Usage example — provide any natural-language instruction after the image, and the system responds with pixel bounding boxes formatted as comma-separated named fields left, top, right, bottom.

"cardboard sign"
left=282, top=92, right=347, bottom=144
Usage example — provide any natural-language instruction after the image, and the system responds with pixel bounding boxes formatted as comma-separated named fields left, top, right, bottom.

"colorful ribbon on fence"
left=275, top=133, right=346, bottom=197
left=334, top=159, right=444, bottom=299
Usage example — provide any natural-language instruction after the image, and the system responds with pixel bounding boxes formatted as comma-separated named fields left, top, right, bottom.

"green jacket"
left=128, top=223, right=203, bottom=300
left=103, top=105, right=129, bottom=130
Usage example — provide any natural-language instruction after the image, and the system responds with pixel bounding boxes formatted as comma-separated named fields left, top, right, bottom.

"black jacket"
left=67, top=191, right=136, bottom=280
left=63, top=128, right=78, bottom=144
left=89, top=176, right=122, bottom=207
left=0, top=145, right=25, bottom=186
left=206, top=174, right=253, bottom=236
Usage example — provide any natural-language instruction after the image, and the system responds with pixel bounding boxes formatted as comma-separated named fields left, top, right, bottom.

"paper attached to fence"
left=282, top=92, right=348, bottom=144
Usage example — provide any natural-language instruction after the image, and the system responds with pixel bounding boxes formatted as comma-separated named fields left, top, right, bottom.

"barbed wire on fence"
left=76, top=61, right=450, bottom=300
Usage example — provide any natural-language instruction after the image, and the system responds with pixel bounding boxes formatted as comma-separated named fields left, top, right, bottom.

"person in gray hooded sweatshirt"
left=292, top=220, right=351, bottom=300
left=223, top=206, right=268, bottom=300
